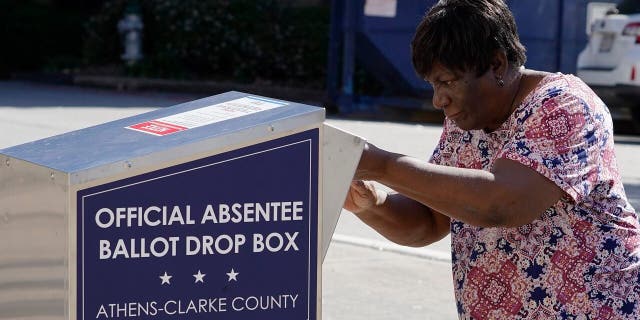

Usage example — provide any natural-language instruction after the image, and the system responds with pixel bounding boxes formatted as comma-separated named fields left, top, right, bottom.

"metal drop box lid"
left=1, top=91, right=324, bottom=185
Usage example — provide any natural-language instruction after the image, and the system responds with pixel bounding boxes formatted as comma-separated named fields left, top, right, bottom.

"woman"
left=344, top=0, right=640, bottom=319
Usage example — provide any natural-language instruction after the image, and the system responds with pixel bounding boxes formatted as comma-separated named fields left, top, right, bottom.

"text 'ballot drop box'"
left=0, top=91, right=363, bottom=320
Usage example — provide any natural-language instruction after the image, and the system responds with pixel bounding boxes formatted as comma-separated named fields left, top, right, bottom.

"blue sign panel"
left=77, top=129, right=319, bottom=320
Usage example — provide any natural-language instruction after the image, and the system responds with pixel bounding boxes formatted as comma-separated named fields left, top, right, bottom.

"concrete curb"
left=11, top=72, right=328, bottom=106
left=72, top=75, right=328, bottom=104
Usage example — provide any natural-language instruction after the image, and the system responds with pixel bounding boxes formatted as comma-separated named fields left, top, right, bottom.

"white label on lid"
left=127, top=96, right=287, bottom=136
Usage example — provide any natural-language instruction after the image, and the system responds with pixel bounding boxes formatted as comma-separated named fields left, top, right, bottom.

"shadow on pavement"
left=0, top=81, right=202, bottom=108
left=625, top=183, right=640, bottom=210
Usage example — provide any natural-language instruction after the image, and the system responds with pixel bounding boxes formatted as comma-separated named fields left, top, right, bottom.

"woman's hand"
left=343, top=180, right=387, bottom=214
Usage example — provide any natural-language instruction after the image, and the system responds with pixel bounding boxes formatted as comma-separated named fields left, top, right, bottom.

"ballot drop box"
left=0, top=91, right=363, bottom=320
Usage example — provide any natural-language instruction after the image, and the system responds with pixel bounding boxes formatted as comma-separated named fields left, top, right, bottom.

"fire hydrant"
left=117, top=1, right=144, bottom=65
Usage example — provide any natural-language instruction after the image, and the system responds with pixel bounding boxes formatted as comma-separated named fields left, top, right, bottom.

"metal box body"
left=0, top=91, right=363, bottom=319
left=0, top=159, right=68, bottom=318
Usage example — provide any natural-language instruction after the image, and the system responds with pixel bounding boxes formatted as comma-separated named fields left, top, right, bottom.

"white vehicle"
left=577, top=0, right=640, bottom=131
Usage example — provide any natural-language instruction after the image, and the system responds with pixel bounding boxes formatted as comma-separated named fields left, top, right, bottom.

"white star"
left=193, top=270, right=206, bottom=283
left=159, top=271, right=172, bottom=285
left=226, top=268, right=239, bottom=282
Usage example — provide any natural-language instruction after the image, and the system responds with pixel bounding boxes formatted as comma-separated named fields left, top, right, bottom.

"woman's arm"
left=356, top=142, right=564, bottom=228
left=344, top=180, right=451, bottom=247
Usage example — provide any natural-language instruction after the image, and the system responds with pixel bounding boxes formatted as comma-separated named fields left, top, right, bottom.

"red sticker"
left=127, top=120, right=188, bottom=136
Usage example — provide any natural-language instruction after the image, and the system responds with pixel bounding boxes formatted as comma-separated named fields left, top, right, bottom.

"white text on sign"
left=94, top=201, right=306, bottom=260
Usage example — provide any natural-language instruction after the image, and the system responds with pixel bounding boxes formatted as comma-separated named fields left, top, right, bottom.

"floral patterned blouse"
left=430, top=73, right=640, bottom=319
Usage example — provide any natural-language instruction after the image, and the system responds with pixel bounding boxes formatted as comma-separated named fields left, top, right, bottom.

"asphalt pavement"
left=2, top=80, right=640, bottom=320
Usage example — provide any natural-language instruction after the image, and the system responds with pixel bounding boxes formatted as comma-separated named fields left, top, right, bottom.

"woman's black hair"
left=411, top=0, right=527, bottom=78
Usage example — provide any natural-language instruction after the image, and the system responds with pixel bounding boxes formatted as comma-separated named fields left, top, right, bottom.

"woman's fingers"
left=344, top=180, right=378, bottom=213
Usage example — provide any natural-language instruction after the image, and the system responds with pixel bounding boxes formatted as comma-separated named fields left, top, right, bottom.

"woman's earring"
left=497, top=77, right=505, bottom=87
